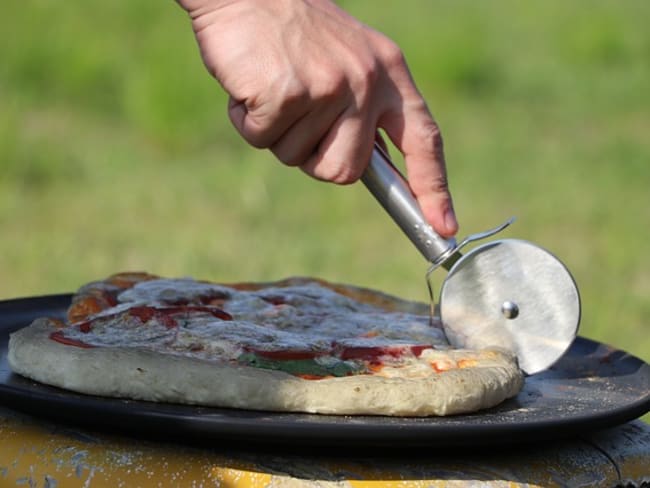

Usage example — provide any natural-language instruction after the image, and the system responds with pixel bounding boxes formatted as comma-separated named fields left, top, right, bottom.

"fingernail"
left=444, top=208, right=458, bottom=234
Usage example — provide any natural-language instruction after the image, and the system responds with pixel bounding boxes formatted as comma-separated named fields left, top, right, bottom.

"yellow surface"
left=0, top=407, right=648, bottom=487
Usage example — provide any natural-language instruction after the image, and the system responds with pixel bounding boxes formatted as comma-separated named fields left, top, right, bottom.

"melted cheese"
left=61, top=279, right=451, bottom=377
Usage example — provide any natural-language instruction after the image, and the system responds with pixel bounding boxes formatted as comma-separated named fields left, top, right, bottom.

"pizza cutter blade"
left=362, top=144, right=581, bottom=374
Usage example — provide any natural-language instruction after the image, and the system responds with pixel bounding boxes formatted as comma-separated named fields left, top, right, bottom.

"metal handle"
left=361, top=144, right=456, bottom=263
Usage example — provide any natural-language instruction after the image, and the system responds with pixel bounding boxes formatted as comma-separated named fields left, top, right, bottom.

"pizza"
left=8, top=272, right=523, bottom=416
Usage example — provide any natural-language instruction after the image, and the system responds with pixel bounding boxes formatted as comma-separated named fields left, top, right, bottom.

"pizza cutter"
left=361, top=143, right=581, bottom=374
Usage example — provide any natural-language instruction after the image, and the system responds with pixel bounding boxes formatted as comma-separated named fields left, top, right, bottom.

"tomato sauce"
left=49, top=331, right=95, bottom=349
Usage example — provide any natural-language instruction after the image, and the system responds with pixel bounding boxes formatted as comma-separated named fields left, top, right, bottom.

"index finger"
left=381, top=96, right=458, bottom=238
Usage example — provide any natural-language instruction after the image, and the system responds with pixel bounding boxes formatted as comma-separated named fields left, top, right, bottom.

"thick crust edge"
left=8, top=318, right=523, bottom=417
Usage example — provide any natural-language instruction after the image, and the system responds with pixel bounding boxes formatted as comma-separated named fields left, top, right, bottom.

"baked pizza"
left=8, top=272, right=524, bottom=416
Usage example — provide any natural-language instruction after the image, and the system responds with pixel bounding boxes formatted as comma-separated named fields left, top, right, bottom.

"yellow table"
left=1, top=406, right=648, bottom=487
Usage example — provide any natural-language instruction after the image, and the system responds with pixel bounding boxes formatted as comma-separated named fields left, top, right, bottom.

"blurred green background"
left=1, top=0, right=648, bottom=369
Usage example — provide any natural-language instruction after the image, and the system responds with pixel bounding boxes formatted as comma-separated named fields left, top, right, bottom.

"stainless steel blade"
left=361, top=143, right=581, bottom=374
left=440, top=239, right=581, bottom=375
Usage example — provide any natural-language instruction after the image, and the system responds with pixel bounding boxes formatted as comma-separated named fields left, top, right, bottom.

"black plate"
left=0, top=294, right=648, bottom=448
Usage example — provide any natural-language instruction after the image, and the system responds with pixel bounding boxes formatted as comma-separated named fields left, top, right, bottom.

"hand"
left=177, top=0, right=458, bottom=236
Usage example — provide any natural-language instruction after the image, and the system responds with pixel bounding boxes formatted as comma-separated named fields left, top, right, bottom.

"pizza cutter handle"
left=361, top=143, right=457, bottom=264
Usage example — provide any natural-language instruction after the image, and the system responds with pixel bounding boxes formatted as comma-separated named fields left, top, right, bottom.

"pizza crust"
left=9, top=318, right=523, bottom=416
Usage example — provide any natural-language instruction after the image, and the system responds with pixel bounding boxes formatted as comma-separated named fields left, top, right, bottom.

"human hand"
left=177, top=0, right=458, bottom=237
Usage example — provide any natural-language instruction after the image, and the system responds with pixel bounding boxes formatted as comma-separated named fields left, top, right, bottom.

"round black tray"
left=1, top=294, right=648, bottom=448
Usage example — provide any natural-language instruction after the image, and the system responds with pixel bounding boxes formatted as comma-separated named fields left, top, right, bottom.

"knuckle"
left=325, top=161, right=364, bottom=185
left=315, top=58, right=378, bottom=105
left=283, top=155, right=305, bottom=168
left=428, top=174, right=451, bottom=194
left=418, top=120, right=445, bottom=158
left=310, top=66, right=347, bottom=100
left=412, top=170, right=450, bottom=197
left=272, top=147, right=305, bottom=168
left=349, top=56, right=380, bottom=98
left=318, top=69, right=348, bottom=101
left=377, top=36, right=406, bottom=71
left=230, top=100, right=274, bottom=149
left=277, top=77, right=309, bottom=111
left=240, top=131, right=269, bottom=149
left=242, top=132, right=268, bottom=149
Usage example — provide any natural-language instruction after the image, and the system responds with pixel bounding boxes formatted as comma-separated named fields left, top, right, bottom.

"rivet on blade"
left=501, top=301, right=519, bottom=319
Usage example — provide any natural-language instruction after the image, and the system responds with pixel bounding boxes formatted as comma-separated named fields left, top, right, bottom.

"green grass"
left=1, top=0, right=648, bottom=379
